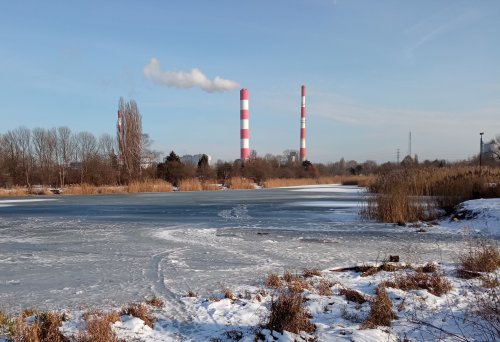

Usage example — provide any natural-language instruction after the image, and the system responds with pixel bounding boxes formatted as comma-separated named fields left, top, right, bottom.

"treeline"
left=1, top=125, right=498, bottom=189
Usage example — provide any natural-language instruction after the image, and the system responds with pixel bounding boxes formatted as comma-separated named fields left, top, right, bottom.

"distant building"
left=180, top=154, right=212, bottom=166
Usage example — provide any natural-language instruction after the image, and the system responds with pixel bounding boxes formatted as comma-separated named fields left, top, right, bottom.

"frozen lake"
left=0, top=185, right=466, bottom=314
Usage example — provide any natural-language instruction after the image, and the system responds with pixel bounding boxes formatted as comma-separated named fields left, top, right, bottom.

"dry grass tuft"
left=178, top=178, right=202, bottom=192
left=13, top=311, right=68, bottom=342
left=120, top=303, right=154, bottom=328
left=267, top=290, right=316, bottom=334
left=416, top=263, right=438, bottom=273
left=318, top=280, right=333, bottom=296
left=481, top=275, right=500, bottom=289
left=265, top=273, right=282, bottom=289
left=226, top=177, right=255, bottom=190
left=339, top=288, right=367, bottom=304
left=381, top=271, right=452, bottom=296
left=362, top=286, right=396, bottom=328
left=187, top=290, right=198, bottom=297
left=223, top=288, right=234, bottom=300
left=0, top=310, right=14, bottom=338
left=77, top=310, right=120, bottom=342
left=303, top=268, right=321, bottom=278
left=458, top=241, right=500, bottom=275
left=145, top=296, right=164, bottom=308
left=128, top=179, right=172, bottom=193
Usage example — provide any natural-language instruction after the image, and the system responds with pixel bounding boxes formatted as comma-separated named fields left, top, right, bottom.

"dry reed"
left=77, top=310, right=120, bottom=342
left=178, top=178, right=202, bottom=191
left=263, top=175, right=375, bottom=188
left=381, top=271, right=452, bottom=296
left=120, top=303, right=154, bottom=328
left=227, top=177, right=255, bottom=189
left=362, top=286, right=396, bottom=328
left=267, top=290, right=316, bottom=334
left=363, top=166, right=500, bottom=223
left=127, top=179, right=172, bottom=193
left=0, top=186, right=28, bottom=197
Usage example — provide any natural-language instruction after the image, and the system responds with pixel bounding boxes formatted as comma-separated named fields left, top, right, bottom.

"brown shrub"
left=227, top=177, right=255, bottom=190
left=481, top=275, right=500, bottom=289
left=283, top=270, right=294, bottom=283
left=178, top=178, right=202, bottom=192
left=77, top=311, right=120, bottom=342
left=303, top=268, right=321, bottom=278
left=318, top=280, right=333, bottom=296
left=265, top=273, right=282, bottom=289
left=120, top=303, right=153, bottom=328
left=13, top=311, right=68, bottom=342
left=145, top=296, right=164, bottom=308
left=267, top=290, right=315, bottom=334
left=458, top=242, right=500, bottom=274
left=362, top=286, right=396, bottom=328
left=339, top=288, right=367, bottom=304
left=381, top=271, right=452, bottom=296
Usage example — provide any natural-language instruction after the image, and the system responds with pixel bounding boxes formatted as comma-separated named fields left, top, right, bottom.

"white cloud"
left=144, top=58, right=240, bottom=93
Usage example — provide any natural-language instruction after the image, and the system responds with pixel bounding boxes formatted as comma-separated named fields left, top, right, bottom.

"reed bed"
left=201, top=181, right=220, bottom=191
left=178, top=178, right=202, bottom=192
left=127, top=179, right=172, bottom=193
left=363, top=166, right=500, bottom=223
left=227, top=177, right=255, bottom=189
left=263, top=175, right=374, bottom=188
left=0, top=186, right=29, bottom=197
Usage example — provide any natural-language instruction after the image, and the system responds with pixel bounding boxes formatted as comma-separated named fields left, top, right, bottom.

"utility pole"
left=480, top=132, right=484, bottom=173
left=408, top=131, right=412, bottom=157
left=397, top=148, right=400, bottom=164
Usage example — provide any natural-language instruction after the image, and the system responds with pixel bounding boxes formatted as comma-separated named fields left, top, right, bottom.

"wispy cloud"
left=404, top=5, right=487, bottom=58
left=143, top=58, right=240, bottom=93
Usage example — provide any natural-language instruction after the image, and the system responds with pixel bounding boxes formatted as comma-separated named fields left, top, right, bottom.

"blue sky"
left=1, top=0, right=499, bottom=163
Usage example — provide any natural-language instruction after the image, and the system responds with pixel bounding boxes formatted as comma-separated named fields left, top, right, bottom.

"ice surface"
left=1, top=185, right=498, bottom=341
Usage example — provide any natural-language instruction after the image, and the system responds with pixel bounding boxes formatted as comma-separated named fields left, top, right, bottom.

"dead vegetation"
left=458, top=241, right=500, bottom=276
left=318, top=279, right=333, bottom=296
left=381, top=271, right=452, bottom=297
left=77, top=310, right=120, bottom=342
left=10, top=311, right=69, bottom=342
left=262, top=175, right=374, bottom=188
left=178, top=178, right=203, bottom=191
left=362, top=166, right=500, bottom=223
left=226, top=177, right=255, bottom=190
left=127, top=179, right=173, bottom=193
left=266, top=290, right=315, bottom=334
left=303, top=268, right=321, bottom=278
left=339, top=288, right=367, bottom=304
left=120, top=303, right=154, bottom=328
left=362, top=286, right=397, bottom=328
left=145, top=296, right=164, bottom=308
left=265, top=273, right=282, bottom=288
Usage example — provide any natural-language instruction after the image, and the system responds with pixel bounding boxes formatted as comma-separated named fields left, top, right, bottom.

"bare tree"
left=118, top=97, right=143, bottom=181
left=76, top=131, right=98, bottom=184
left=56, top=127, right=74, bottom=188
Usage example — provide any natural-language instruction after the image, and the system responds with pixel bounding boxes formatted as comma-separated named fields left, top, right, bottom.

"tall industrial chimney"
left=117, top=110, right=124, bottom=161
left=240, top=89, right=249, bottom=160
left=300, top=85, right=307, bottom=161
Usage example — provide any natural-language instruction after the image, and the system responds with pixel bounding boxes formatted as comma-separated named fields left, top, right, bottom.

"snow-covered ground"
left=0, top=187, right=499, bottom=341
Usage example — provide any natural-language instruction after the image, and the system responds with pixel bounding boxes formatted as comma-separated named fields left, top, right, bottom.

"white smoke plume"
left=144, top=58, right=240, bottom=93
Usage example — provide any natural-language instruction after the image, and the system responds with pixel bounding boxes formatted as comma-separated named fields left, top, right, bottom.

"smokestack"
left=117, top=110, right=124, bottom=161
left=240, top=89, right=249, bottom=160
left=300, top=85, right=307, bottom=161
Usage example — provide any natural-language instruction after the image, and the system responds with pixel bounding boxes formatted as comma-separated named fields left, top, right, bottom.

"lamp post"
left=479, top=132, right=484, bottom=172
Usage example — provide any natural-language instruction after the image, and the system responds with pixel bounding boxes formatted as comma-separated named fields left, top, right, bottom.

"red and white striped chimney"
left=240, top=89, right=249, bottom=160
left=300, top=85, right=307, bottom=161
left=117, top=110, right=124, bottom=161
